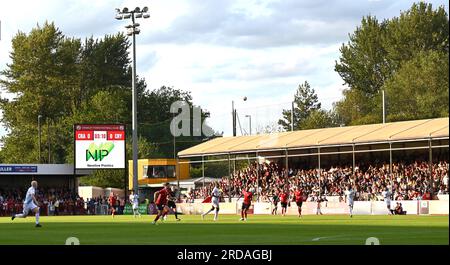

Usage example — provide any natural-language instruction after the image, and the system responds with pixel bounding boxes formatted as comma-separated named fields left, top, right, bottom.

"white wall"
left=78, top=186, right=124, bottom=200
left=175, top=200, right=449, bottom=215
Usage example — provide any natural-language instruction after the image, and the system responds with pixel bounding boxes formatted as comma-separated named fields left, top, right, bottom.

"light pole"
left=291, top=101, right=295, bottom=131
left=115, top=7, right=150, bottom=195
left=38, top=115, right=42, bottom=163
left=231, top=96, right=247, bottom=136
left=382, top=89, right=386, bottom=124
left=245, top=115, right=252, bottom=135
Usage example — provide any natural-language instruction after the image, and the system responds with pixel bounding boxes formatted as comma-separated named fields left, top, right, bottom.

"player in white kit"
left=129, top=190, right=141, bottom=218
left=201, top=182, right=221, bottom=221
left=11, top=180, right=41, bottom=227
left=344, top=185, right=356, bottom=218
left=382, top=187, right=393, bottom=215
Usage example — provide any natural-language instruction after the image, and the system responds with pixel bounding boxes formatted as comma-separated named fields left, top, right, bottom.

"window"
left=143, top=165, right=176, bottom=178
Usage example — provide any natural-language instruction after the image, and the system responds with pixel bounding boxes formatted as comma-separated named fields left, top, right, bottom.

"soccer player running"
left=344, top=185, right=356, bottom=217
left=382, top=187, right=393, bottom=215
left=129, top=190, right=141, bottom=218
left=108, top=192, right=117, bottom=218
left=164, top=185, right=181, bottom=221
left=279, top=189, right=289, bottom=216
left=201, top=182, right=221, bottom=221
left=294, top=186, right=304, bottom=218
left=315, top=195, right=323, bottom=215
left=152, top=183, right=170, bottom=225
left=12, top=180, right=42, bottom=227
left=238, top=186, right=253, bottom=221
left=271, top=190, right=279, bottom=215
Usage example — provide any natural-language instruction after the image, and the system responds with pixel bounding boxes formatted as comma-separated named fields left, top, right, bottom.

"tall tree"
left=383, top=50, right=449, bottom=121
left=278, top=81, right=322, bottom=130
left=334, top=16, right=390, bottom=125
left=301, top=109, right=340, bottom=130
left=0, top=22, right=217, bottom=168
left=334, top=2, right=449, bottom=125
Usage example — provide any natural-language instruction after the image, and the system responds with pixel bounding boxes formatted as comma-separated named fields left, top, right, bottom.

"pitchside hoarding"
left=74, top=124, right=126, bottom=169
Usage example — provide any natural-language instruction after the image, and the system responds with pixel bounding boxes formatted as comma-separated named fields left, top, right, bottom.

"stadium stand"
left=189, top=160, right=449, bottom=202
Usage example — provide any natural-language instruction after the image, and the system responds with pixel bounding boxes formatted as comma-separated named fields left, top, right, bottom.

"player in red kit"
left=152, top=183, right=170, bottom=225
left=294, top=187, right=304, bottom=218
left=108, top=192, right=116, bottom=218
left=279, top=190, right=289, bottom=216
left=238, top=187, right=253, bottom=221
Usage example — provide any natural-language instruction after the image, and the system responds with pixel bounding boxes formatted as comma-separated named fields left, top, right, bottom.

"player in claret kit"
left=279, top=189, right=289, bottom=216
left=294, top=186, right=304, bottom=218
left=11, top=180, right=42, bottom=227
left=238, top=187, right=253, bottom=221
left=152, top=183, right=170, bottom=225
left=108, top=192, right=117, bottom=218
left=163, top=185, right=181, bottom=221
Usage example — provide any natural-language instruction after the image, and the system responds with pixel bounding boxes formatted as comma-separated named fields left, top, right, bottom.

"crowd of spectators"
left=0, top=187, right=86, bottom=217
left=189, top=160, right=449, bottom=202
left=0, top=188, right=128, bottom=217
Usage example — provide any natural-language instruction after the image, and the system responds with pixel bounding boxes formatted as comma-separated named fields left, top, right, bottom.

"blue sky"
left=0, top=0, right=448, bottom=139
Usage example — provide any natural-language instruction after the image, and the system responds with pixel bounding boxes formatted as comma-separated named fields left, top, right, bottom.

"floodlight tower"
left=115, top=7, right=150, bottom=195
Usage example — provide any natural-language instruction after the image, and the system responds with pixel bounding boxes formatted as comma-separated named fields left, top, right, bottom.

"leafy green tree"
left=334, top=2, right=449, bottom=125
left=335, top=16, right=389, bottom=97
left=301, top=109, right=339, bottom=130
left=383, top=2, right=449, bottom=70
left=384, top=51, right=449, bottom=121
left=0, top=22, right=132, bottom=164
left=139, top=86, right=217, bottom=158
left=0, top=22, right=218, bottom=189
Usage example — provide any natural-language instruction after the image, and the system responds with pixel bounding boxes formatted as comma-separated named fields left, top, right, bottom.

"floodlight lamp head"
left=134, top=7, right=140, bottom=13
left=142, top=6, right=148, bottom=12
left=122, top=7, right=129, bottom=13
left=143, top=13, right=150, bottom=19
left=123, top=14, right=131, bottom=19
left=115, top=14, right=123, bottom=20
left=135, top=13, right=143, bottom=18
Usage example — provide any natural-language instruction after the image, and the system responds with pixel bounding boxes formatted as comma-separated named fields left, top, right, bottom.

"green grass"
left=0, top=214, right=448, bottom=245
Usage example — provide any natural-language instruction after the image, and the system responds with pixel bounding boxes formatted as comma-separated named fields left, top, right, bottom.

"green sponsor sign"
left=124, top=204, right=148, bottom=215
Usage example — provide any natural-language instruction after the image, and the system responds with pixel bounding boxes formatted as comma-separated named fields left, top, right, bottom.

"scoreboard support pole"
left=73, top=124, right=76, bottom=193
left=124, top=151, right=128, bottom=200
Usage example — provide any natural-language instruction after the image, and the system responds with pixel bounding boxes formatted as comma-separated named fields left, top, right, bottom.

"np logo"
left=86, top=142, right=114, bottom=161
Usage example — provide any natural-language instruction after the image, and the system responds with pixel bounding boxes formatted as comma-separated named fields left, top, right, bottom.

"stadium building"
left=0, top=164, right=90, bottom=191
left=178, top=117, right=449, bottom=198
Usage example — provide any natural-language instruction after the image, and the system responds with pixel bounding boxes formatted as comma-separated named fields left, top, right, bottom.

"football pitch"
left=0, top=215, right=448, bottom=245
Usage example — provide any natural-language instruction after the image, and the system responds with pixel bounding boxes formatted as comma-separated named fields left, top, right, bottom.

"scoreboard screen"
left=74, top=124, right=126, bottom=169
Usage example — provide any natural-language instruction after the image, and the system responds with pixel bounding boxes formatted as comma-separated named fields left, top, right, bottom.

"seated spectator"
left=394, top=203, right=407, bottom=215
